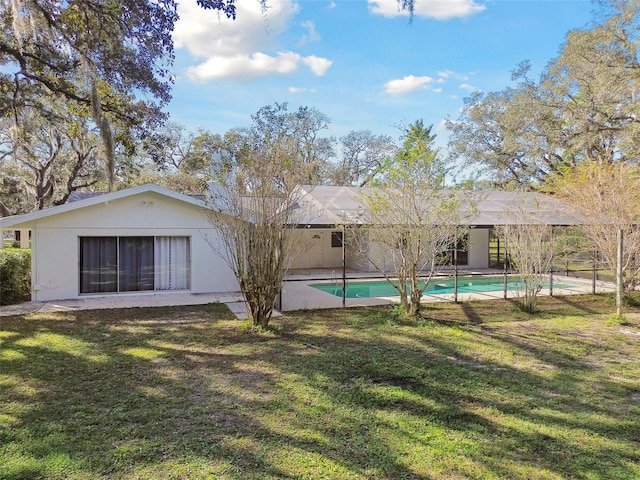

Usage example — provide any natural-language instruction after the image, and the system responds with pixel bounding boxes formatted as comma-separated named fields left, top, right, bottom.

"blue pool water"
left=311, top=276, right=572, bottom=299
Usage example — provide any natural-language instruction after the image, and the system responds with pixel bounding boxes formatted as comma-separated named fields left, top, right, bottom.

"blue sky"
left=169, top=0, right=595, bottom=151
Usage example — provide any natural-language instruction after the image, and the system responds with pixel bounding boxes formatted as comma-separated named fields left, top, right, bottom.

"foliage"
left=0, top=98, right=106, bottom=213
left=447, top=2, right=640, bottom=186
left=0, top=248, right=31, bottom=305
left=355, top=121, right=472, bottom=319
left=1, top=0, right=241, bottom=193
left=329, top=130, right=397, bottom=186
left=549, top=160, right=640, bottom=293
left=234, top=102, right=335, bottom=185
left=125, top=166, right=208, bottom=196
left=143, top=122, right=217, bottom=175
left=0, top=295, right=639, bottom=479
left=446, top=78, right=572, bottom=186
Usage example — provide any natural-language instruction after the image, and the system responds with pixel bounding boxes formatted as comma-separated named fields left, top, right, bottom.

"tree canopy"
left=447, top=1, right=640, bottom=186
left=1, top=0, right=240, bottom=191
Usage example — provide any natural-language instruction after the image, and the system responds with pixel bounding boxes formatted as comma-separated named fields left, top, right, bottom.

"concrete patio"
left=1, top=271, right=611, bottom=318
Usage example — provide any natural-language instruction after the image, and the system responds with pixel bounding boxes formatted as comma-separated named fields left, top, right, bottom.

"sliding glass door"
left=119, top=237, right=155, bottom=292
left=80, top=236, right=190, bottom=294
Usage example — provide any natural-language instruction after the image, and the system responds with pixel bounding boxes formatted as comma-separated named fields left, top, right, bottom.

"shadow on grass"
left=279, top=314, right=640, bottom=479
left=1, top=300, right=639, bottom=479
left=0, top=306, right=429, bottom=479
left=553, top=294, right=601, bottom=314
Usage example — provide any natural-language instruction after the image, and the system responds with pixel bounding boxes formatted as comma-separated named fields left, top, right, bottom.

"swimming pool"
left=311, top=276, right=573, bottom=299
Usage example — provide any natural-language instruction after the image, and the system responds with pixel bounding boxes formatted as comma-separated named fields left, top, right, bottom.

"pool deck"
left=279, top=273, right=613, bottom=312
left=1, top=269, right=614, bottom=317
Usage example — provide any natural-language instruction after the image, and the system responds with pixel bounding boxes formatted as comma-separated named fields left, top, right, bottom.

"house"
left=0, top=184, right=239, bottom=302
left=288, top=185, right=578, bottom=272
left=0, top=184, right=578, bottom=303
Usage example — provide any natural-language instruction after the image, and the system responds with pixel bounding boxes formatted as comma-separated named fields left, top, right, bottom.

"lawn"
left=1, top=294, right=639, bottom=479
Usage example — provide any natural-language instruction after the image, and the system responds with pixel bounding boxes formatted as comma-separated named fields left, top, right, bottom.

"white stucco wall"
left=321, top=227, right=491, bottom=272
left=467, top=228, right=490, bottom=269
left=290, top=228, right=345, bottom=270
left=28, top=191, right=238, bottom=301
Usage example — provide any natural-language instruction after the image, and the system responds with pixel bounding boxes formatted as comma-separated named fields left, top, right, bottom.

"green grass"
left=1, top=295, right=640, bottom=479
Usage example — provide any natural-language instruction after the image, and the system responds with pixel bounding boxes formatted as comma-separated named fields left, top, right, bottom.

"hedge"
left=0, top=249, right=31, bottom=305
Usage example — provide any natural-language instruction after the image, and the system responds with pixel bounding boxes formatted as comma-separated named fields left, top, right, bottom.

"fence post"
left=342, top=224, right=346, bottom=308
left=454, top=232, right=458, bottom=304
left=616, top=228, right=624, bottom=316
left=549, top=227, right=554, bottom=297
left=503, top=242, right=508, bottom=300
left=592, top=252, right=597, bottom=295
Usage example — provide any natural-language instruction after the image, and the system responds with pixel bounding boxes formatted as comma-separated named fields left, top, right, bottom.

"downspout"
left=32, top=226, right=38, bottom=301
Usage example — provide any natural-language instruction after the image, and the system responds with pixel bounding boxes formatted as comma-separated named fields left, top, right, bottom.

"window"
left=488, top=228, right=506, bottom=268
left=331, top=231, right=343, bottom=248
left=119, top=237, right=154, bottom=292
left=439, top=235, right=469, bottom=266
left=395, top=232, right=409, bottom=250
left=452, top=237, right=469, bottom=265
left=80, top=236, right=190, bottom=294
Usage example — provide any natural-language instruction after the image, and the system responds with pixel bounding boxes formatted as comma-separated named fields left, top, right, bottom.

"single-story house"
left=0, top=184, right=578, bottom=302
left=288, top=185, right=578, bottom=272
left=0, top=184, right=239, bottom=301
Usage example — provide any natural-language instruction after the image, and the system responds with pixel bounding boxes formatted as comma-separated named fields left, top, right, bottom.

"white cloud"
left=289, top=86, right=317, bottom=94
left=460, top=83, right=478, bottom=91
left=187, top=51, right=331, bottom=81
left=174, top=0, right=332, bottom=81
left=328, top=1, right=337, bottom=9
left=438, top=70, right=469, bottom=82
left=384, top=75, right=433, bottom=95
left=302, top=56, right=333, bottom=76
left=369, top=0, right=485, bottom=20
left=299, top=20, right=320, bottom=45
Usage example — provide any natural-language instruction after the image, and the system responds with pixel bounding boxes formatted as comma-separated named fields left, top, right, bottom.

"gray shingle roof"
left=66, top=191, right=105, bottom=203
left=295, top=186, right=581, bottom=227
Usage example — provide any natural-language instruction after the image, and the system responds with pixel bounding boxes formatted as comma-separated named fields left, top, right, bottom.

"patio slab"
left=278, top=275, right=613, bottom=312
left=0, top=292, right=244, bottom=317
left=1, top=274, right=614, bottom=317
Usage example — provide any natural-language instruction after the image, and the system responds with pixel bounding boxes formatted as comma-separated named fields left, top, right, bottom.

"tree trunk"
left=407, top=277, right=423, bottom=319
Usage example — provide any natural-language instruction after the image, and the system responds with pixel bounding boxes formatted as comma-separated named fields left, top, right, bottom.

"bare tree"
left=496, top=206, right=556, bottom=313
left=204, top=105, right=319, bottom=328
left=356, top=189, right=468, bottom=318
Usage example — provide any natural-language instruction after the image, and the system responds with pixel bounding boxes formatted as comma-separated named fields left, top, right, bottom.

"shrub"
left=0, top=249, right=31, bottom=305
